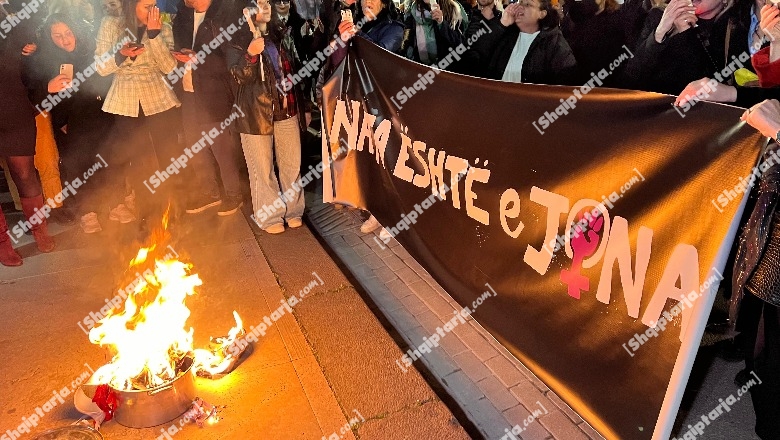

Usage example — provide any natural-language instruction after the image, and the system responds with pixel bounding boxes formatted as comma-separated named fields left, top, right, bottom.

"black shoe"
left=217, top=198, right=243, bottom=216
left=186, top=196, right=222, bottom=214
left=49, top=206, right=77, bottom=226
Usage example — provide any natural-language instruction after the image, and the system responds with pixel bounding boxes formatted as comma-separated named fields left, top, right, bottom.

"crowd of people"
left=2, top=0, right=780, bottom=436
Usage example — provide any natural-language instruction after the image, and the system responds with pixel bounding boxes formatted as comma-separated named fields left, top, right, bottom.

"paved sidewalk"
left=305, top=187, right=603, bottom=440
left=0, top=191, right=466, bottom=439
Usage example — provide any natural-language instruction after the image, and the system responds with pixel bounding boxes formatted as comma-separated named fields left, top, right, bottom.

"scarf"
left=411, top=5, right=438, bottom=65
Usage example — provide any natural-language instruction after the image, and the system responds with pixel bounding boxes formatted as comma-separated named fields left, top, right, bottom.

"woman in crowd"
left=466, top=0, right=576, bottom=84
left=401, top=0, right=468, bottom=67
left=329, top=0, right=404, bottom=234
left=675, top=0, right=780, bottom=109
left=24, top=14, right=114, bottom=233
left=230, top=0, right=310, bottom=234
left=95, top=0, right=180, bottom=228
left=732, top=95, right=780, bottom=440
left=561, top=0, right=646, bottom=87
left=0, top=4, right=56, bottom=266
left=625, top=0, right=758, bottom=96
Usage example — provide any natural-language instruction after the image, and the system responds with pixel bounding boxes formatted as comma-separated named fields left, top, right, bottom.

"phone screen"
left=60, top=64, right=73, bottom=81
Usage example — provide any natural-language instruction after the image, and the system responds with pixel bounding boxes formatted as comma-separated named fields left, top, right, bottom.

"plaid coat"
left=96, top=17, right=180, bottom=117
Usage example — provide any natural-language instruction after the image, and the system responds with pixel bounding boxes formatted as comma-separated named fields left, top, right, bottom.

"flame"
left=192, top=311, right=245, bottom=377
left=88, top=213, right=243, bottom=390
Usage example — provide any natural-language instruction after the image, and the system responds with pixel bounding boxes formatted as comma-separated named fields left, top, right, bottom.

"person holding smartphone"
left=96, top=0, right=180, bottom=230
left=24, top=13, right=114, bottom=233
left=229, top=0, right=310, bottom=234
left=401, top=0, right=468, bottom=66
left=171, top=0, right=244, bottom=216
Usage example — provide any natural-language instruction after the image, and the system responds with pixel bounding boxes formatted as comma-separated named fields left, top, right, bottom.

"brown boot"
left=0, top=208, right=23, bottom=266
left=20, top=195, right=55, bottom=253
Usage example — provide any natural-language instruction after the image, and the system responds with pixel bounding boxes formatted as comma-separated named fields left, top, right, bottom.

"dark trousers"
left=110, top=107, right=187, bottom=220
left=748, top=301, right=780, bottom=440
left=180, top=92, right=241, bottom=201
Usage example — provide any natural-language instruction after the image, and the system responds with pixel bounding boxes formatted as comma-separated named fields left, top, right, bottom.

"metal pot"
left=112, top=356, right=196, bottom=428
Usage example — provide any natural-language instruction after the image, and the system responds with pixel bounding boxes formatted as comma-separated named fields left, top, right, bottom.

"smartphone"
left=60, top=64, right=73, bottom=81
left=341, top=9, right=353, bottom=22
left=430, top=0, right=439, bottom=8
left=129, top=43, right=145, bottom=49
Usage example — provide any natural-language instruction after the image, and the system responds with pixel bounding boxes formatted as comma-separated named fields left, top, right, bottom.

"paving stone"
left=373, top=266, right=400, bottom=283
left=457, top=325, right=500, bottom=362
left=385, top=278, right=415, bottom=299
left=509, top=381, right=554, bottom=419
left=503, top=404, right=552, bottom=440
left=417, top=291, right=459, bottom=321
left=395, top=266, right=421, bottom=284
left=547, top=390, right=584, bottom=424
left=381, top=253, right=406, bottom=271
left=464, top=397, right=514, bottom=440
left=342, top=233, right=364, bottom=246
left=353, top=242, right=373, bottom=257
left=485, top=355, right=527, bottom=389
left=438, top=332, right=469, bottom=357
left=415, top=310, right=446, bottom=334
left=407, top=278, right=437, bottom=296
left=370, top=288, right=405, bottom=314
left=477, top=375, right=520, bottom=412
left=452, top=351, right=492, bottom=382
left=538, top=411, right=589, bottom=440
left=362, top=253, right=387, bottom=270
left=400, top=294, right=430, bottom=316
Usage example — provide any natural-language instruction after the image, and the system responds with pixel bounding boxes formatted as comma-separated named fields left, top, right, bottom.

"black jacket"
left=561, top=6, right=645, bottom=88
left=22, top=33, right=112, bottom=136
left=468, top=22, right=577, bottom=85
left=623, top=7, right=749, bottom=95
left=458, top=7, right=501, bottom=76
left=173, top=0, right=236, bottom=124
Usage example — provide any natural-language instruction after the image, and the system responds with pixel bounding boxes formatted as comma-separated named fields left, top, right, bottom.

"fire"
left=88, top=214, right=244, bottom=390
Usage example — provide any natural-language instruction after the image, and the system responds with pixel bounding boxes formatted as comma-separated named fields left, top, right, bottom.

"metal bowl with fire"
left=74, top=216, right=248, bottom=430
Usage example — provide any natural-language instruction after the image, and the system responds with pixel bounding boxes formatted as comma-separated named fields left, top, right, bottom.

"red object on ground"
left=92, top=384, right=119, bottom=422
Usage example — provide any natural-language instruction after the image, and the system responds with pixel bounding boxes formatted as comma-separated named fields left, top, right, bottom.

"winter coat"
left=468, top=21, right=577, bottom=85
left=172, top=0, right=236, bottom=124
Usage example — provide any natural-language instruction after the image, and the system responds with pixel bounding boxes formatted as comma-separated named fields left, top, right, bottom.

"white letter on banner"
left=329, top=99, right=362, bottom=152
left=641, top=244, right=700, bottom=341
left=524, top=187, right=569, bottom=275
left=595, top=216, right=653, bottom=318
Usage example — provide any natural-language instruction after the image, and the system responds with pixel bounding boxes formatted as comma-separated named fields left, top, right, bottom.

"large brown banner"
left=321, top=37, right=765, bottom=439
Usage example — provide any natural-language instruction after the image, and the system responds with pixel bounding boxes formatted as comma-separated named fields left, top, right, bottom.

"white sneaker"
left=263, top=223, right=285, bottom=234
left=80, top=212, right=102, bottom=233
left=360, top=215, right=380, bottom=234
left=109, top=204, right=136, bottom=223
left=287, top=217, right=303, bottom=228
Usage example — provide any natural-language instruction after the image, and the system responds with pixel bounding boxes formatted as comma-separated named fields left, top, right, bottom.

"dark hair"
left=121, top=0, right=139, bottom=30
left=356, top=0, right=400, bottom=22
left=39, top=12, right=90, bottom=55
left=538, top=0, right=559, bottom=29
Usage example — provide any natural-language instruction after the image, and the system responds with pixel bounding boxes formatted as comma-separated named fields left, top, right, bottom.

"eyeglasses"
left=274, top=0, right=290, bottom=4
